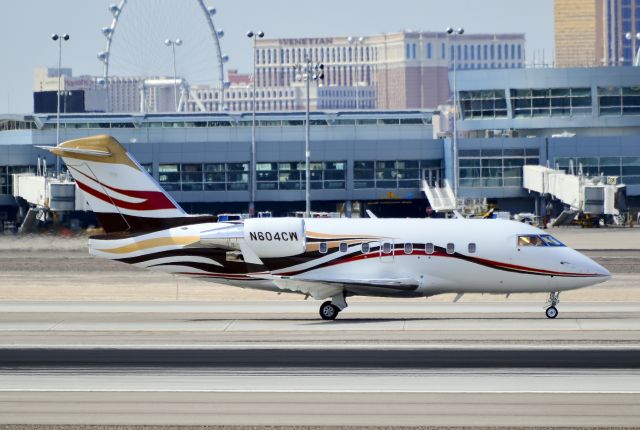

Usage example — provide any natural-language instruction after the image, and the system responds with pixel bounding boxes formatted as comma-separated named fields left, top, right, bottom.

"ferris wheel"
left=97, top=0, right=229, bottom=111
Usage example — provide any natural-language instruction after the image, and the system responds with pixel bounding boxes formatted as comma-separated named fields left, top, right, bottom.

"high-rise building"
left=554, top=0, right=603, bottom=67
left=605, top=0, right=640, bottom=65
left=254, top=31, right=525, bottom=110
left=184, top=31, right=524, bottom=112
left=555, top=0, right=640, bottom=67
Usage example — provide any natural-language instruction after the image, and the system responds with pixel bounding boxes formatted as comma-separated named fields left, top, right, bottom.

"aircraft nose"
left=582, top=254, right=611, bottom=280
left=594, top=261, right=611, bottom=279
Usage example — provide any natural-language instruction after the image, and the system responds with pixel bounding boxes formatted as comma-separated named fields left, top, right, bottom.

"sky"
left=0, top=0, right=554, bottom=114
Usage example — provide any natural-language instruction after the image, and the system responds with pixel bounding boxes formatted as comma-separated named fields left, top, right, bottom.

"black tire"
left=319, top=301, right=339, bottom=320
left=545, top=306, right=558, bottom=319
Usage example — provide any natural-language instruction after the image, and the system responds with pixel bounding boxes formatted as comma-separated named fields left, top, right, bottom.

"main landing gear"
left=319, top=294, right=348, bottom=320
left=545, top=291, right=560, bottom=319
left=319, top=301, right=340, bottom=320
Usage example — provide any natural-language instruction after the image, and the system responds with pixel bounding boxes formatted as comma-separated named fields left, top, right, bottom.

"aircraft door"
left=379, top=240, right=394, bottom=263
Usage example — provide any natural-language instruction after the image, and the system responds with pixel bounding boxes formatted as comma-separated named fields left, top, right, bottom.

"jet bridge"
left=12, top=169, right=87, bottom=232
left=523, top=165, right=626, bottom=225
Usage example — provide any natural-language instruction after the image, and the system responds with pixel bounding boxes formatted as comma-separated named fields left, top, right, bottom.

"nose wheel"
left=544, top=292, right=560, bottom=319
left=319, top=301, right=340, bottom=320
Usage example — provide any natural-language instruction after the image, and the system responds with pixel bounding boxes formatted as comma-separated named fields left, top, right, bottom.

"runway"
left=1, top=301, right=640, bottom=427
left=3, top=391, right=638, bottom=427
left=1, top=301, right=639, bottom=347
left=2, top=233, right=640, bottom=427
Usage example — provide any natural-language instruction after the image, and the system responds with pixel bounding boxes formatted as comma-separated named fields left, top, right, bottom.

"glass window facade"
left=459, top=148, right=539, bottom=188
left=554, top=156, right=640, bottom=185
left=158, top=164, right=181, bottom=191
left=256, top=161, right=345, bottom=190
left=354, top=160, right=441, bottom=189
left=204, top=163, right=226, bottom=191
left=459, top=85, right=640, bottom=120
left=598, top=87, right=640, bottom=115
left=159, top=162, right=248, bottom=191
left=459, top=90, right=507, bottom=119
left=511, top=88, right=592, bottom=118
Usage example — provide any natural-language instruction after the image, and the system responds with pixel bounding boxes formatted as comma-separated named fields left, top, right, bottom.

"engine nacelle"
left=244, top=217, right=306, bottom=258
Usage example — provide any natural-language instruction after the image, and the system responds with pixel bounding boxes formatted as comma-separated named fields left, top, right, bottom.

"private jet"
left=41, top=135, right=611, bottom=320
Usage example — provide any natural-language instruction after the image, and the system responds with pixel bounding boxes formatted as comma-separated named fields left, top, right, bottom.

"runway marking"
left=222, top=320, right=235, bottom=332
left=46, top=319, right=65, bottom=331
left=3, top=344, right=640, bottom=350
left=1, top=389, right=639, bottom=394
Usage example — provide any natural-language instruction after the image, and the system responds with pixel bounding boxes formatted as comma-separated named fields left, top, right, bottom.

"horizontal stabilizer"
left=36, top=145, right=112, bottom=157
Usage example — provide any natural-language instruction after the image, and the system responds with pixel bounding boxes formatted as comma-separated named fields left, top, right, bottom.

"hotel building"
left=555, top=0, right=640, bottom=67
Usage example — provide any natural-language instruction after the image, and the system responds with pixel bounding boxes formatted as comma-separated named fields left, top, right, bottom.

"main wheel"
left=545, top=306, right=558, bottom=319
left=319, top=301, right=339, bottom=320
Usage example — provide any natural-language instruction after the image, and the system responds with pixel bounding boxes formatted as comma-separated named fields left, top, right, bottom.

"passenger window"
left=425, top=243, right=434, bottom=254
left=468, top=243, right=476, bottom=253
left=404, top=243, right=413, bottom=254
left=382, top=241, right=393, bottom=254
left=446, top=243, right=455, bottom=254
left=339, top=242, right=348, bottom=253
left=517, top=235, right=545, bottom=247
left=319, top=242, right=328, bottom=254
left=361, top=242, right=370, bottom=253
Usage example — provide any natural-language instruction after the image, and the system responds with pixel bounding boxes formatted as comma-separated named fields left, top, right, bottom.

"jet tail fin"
left=42, top=135, right=208, bottom=234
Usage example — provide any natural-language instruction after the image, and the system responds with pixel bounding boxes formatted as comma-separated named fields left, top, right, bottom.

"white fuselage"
left=88, top=217, right=611, bottom=301
left=289, top=218, right=609, bottom=295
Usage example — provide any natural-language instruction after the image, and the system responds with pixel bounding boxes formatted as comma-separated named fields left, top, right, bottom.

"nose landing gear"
left=544, top=292, right=560, bottom=319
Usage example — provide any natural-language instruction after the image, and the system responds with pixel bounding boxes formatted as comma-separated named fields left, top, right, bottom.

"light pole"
left=446, top=27, right=463, bottom=199
left=348, top=36, right=364, bottom=109
left=164, top=38, right=183, bottom=111
left=52, top=33, right=69, bottom=177
left=294, top=58, right=324, bottom=217
left=625, top=32, right=640, bottom=66
left=247, top=30, right=264, bottom=217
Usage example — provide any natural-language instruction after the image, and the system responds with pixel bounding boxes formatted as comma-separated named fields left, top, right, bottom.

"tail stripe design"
left=43, top=135, right=188, bottom=233
left=69, top=166, right=177, bottom=212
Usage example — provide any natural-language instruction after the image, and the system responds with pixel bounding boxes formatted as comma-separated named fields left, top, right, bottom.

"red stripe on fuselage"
left=275, top=248, right=604, bottom=278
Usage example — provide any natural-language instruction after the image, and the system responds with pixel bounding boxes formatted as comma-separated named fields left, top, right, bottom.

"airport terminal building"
left=1, top=66, right=640, bottom=222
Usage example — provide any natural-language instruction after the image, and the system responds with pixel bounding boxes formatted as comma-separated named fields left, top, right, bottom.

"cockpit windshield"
left=517, top=234, right=565, bottom=247
left=540, top=235, right=565, bottom=246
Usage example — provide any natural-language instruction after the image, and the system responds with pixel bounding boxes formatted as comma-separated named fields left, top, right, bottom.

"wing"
left=251, top=274, right=420, bottom=300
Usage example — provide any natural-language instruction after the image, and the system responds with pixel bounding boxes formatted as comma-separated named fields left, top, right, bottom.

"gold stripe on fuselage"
left=95, top=235, right=200, bottom=254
